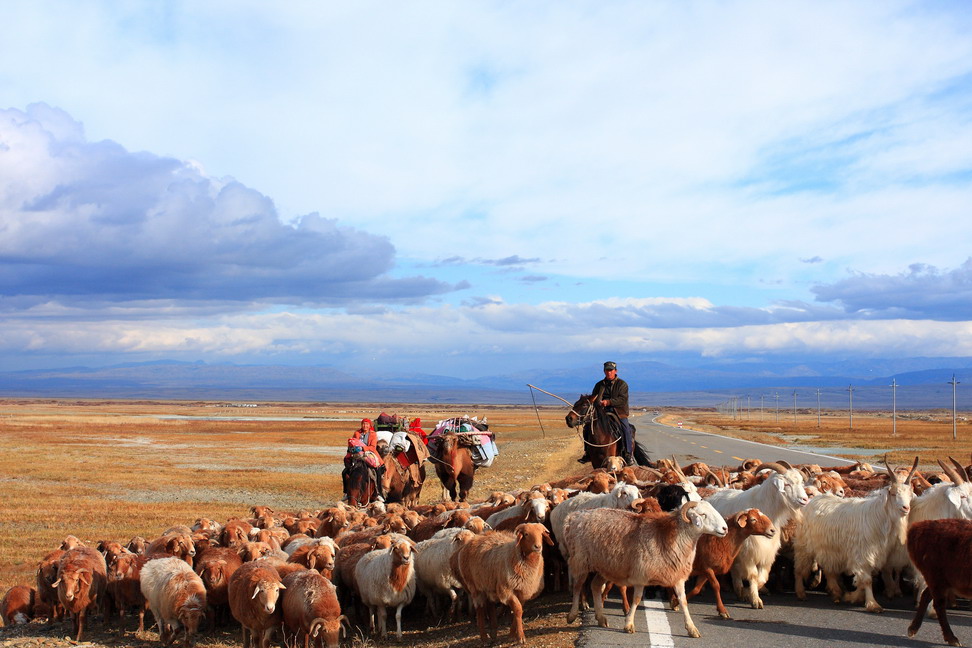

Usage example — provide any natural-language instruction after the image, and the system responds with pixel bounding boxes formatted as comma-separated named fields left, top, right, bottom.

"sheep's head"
left=200, top=561, right=227, bottom=586
left=462, top=517, right=488, bottom=534
left=612, top=483, right=642, bottom=509
left=306, top=545, right=336, bottom=573
left=53, top=566, right=91, bottom=602
left=680, top=501, right=728, bottom=538
left=252, top=580, right=285, bottom=615
left=526, top=497, right=551, bottom=523
left=938, top=456, right=972, bottom=518
left=60, top=535, right=84, bottom=551
left=391, top=539, right=414, bottom=566
left=733, top=508, right=776, bottom=539
left=885, top=456, right=919, bottom=517
left=108, top=554, right=139, bottom=582
left=514, top=523, right=553, bottom=557
left=177, top=595, right=206, bottom=645
left=311, top=614, right=348, bottom=648
left=238, top=541, right=274, bottom=562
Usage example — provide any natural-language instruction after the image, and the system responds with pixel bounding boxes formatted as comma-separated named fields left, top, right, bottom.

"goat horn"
left=938, top=458, right=964, bottom=485
left=882, top=454, right=895, bottom=479
left=706, top=468, right=725, bottom=488
left=778, top=460, right=794, bottom=470
left=754, top=463, right=786, bottom=474
left=905, top=456, right=920, bottom=484
left=671, top=455, right=687, bottom=480
left=949, top=457, right=967, bottom=484
left=679, top=500, right=699, bottom=523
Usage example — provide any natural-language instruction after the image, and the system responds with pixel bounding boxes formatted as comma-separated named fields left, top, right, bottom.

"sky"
left=1, top=1, right=972, bottom=378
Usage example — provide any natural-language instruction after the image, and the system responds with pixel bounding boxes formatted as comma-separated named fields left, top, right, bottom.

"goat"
left=456, top=524, right=552, bottom=644
left=705, top=461, right=808, bottom=608
left=906, top=518, right=972, bottom=647
left=794, top=457, right=919, bottom=612
left=564, top=501, right=728, bottom=638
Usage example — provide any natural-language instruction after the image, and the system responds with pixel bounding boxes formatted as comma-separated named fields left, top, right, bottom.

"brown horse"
left=346, top=457, right=377, bottom=507
left=382, top=453, right=426, bottom=508
left=565, top=394, right=624, bottom=470
left=432, top=432, right=475, bottom=502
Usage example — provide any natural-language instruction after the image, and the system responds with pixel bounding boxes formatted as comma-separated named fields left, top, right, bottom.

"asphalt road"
left=573, top=414, right=970, bottom=648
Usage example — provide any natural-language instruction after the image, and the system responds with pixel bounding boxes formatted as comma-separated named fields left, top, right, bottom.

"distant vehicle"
left=653, top=411, right=661, bottom=415
left=677, top=421, right=683, bottom=428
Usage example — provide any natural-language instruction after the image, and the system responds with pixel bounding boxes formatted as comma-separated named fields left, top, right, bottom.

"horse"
left=565, top=394, right=627, bottom=470
left=432, top=431, right=475, bottom=502
left=346, top=456, right=378, bottom=507
left=382, top=452, right=426, bottom=508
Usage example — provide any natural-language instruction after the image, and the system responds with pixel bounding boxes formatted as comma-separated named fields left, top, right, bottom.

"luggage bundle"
left=429, top=416, right=499, bottom=468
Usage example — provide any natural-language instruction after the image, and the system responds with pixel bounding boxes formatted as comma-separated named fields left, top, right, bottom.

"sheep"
left=679, top=508, right=776, bottom=619
left=1, top=586, right=36, bottom=626
left=408, top=509, right=472, bottom=542
left=354, top=536, right=418, bottom=641
left=315, top=508, right=350, bottom=539
left=492, top=496, right=553, bottom=532
left=338, top=514, right=409, bottom=547
left=456, top=523, right=552, bottom=644
left=287, top=540, right=337, bottom=579
left=227, top=560, right=287, bottom=648
left=60, top=535, right=85, bottom=551
left=882, top=456, right=972, bottom=599
left=280, top=569, right=346, bottom=648
left=194, top=547, right=243, bottom=627
left=905, top=518, right=972, bottom=647
left=128, top=536, right=148, bottom=554
left=237, top=541, right=275, bottom=562
left=414, top=529, right=476, bottom=619
left=52, top=546, right=108, bottom=641
left=564, top=501, right=728, bottom=638
left=220, top=519, right=255, bottom=547
left=140, top=556, right=207, bottom=646
left=705, top=461, right=808, bottom=608
left=146, top=527, right=196, bottom=565
left=36, top=548, right=65, bottom=624
left=549, top=482, right=642, bottom=555
left=794, top=457, right=919, bottom=612
left=107, top=552, right=149, bottom=632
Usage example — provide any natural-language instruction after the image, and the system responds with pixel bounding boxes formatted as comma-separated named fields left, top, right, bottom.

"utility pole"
left=950, top=374, right=960, bottom=441
left=891, top=379, right=898, bottom=437
left=760, top=394, right=764, bottom=421
left=847, top=384, right=854, bottom=431
left=774, top=392, right=780, bottom=423
left=792, top=390, right=797, bottom=423
left=747, top=395, right=751, bottom=420
left=816, top=388, right=821, bottom=428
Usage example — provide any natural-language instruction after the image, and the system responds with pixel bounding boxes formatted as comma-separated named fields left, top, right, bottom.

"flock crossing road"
left=572, top=414, right=971, bottom=648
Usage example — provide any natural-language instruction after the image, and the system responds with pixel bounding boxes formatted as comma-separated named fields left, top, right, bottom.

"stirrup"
left=577, top=454, right=591, bottom=464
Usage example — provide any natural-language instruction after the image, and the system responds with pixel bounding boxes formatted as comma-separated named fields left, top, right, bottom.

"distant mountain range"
left=1, top=358, right=970, bottom=409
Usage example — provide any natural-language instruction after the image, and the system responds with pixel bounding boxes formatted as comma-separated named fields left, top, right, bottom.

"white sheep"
left=794, top=457, right=919, bottom=612
left=415, top=529, right=476, bottom=618
left=354, top=537, right=417, bottom=641
left=484, top=491, right=549, bottom=529
left=705, top=461, right=808, bottom=608
left=139, top=556, right=208, bottom=646
left=564, top=501, right=728, bottom=638
left=549, top=482, right=642, bottom=556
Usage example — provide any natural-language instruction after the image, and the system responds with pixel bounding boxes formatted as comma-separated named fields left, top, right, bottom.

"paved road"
left=573, top=414, right=967, bottom=648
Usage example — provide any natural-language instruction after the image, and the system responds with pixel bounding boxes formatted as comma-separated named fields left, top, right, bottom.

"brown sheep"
left=314, top=508, right=350, bottom=540
left=228, top=560, right=286, bottom=648
left=1, top=585, right=36, bottom=626
left=146, top=527, right=196, bottom=566
left=408, top=509, right=472, bottom=542
left=36, top=548, right=65, bottom=624
left=280, top=569, right=345, bottom=648
left=53, top=546, right=108, bottom=641
left=338, top=514, right=409, bottom=547
left=237, top=541, right=275, bottom=562
left=127, top=536, right=148, bottom=554
left=679, top=507, right=776, bottom=619
left=107, top=552, right=148, bottom=631
left=287, top=543, right=336, bottom=579
left=194, top=547, right=243, bottom=627
left=456, top=524, right=552, bottom=644
left=60, top=535, right=85, bottom=551
left=220, top=519, right=255, bottom=547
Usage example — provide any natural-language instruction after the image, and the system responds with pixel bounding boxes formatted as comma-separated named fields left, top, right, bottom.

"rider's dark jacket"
left=591, top=376, right=629, bottom=418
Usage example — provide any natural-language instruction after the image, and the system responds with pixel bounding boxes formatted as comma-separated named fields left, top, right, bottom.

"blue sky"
left=2, top=1, right=972, bottom=377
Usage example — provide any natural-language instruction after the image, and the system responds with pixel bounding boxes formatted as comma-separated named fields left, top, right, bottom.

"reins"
left=526, top=384, right=624, bottom=448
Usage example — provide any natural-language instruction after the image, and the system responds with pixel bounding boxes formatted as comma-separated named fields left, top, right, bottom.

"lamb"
left=705, top=461, right=808, bottom=608
left=194, top=547, right=243, bottom=627
left=456, top=523, right=552, bottom=644
left=353, top=536, right=418, bottom=641
left=1, top=586, right=36, bottom=626
left=679, top=508, right=776, bottom=619
left=905, top=518, right=972, bottom=647
left=564, top=501, right=728, bottom=638
left=36, top=548, right=65, bottom=624
left=140, top=556, right=207, bottom=646
left=52, top=546, right=108, bottom=641
left=549, top=482, right=642, bottom=555
left=794, top=457, right=919, bottom=612
left=280, top=569, right=346, bottom=648
left=227, top=560, right=287, bottom=648
left=107, top=552, right=149, bottom=631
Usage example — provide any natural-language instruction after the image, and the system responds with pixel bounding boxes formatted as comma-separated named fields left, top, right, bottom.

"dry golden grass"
left=663, top=407, right=972, bottom=466
left=0, top=398, right=582, bottom=647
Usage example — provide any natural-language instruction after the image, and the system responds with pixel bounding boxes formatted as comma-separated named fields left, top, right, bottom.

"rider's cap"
left=603, top=361, right=617, bottom=371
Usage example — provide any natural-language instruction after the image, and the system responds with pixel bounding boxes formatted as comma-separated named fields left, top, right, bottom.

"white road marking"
left=642, top=599, right=675, bottom=647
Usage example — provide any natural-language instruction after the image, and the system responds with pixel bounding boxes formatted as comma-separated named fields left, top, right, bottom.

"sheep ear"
left=277, top=583, right=286, bottom=590
left=542, top=530, right=554, bottom=546
left=736, top=513, right=748, bottom=528
left=252, top=585, right=261, bottom=599
left=693, top=515, right=703, bottom=529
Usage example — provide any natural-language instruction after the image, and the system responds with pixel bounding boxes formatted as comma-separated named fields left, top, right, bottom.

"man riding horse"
left=579, top=361, right=635, bottom=466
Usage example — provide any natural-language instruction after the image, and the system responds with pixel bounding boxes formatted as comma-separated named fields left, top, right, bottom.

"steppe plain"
left=2, top=399, right=971, bottom=647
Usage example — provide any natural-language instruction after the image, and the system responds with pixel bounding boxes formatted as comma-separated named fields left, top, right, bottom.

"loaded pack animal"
left=382, top=449, right=426, bottom=508
left=431, top=431, right=476, bottom=502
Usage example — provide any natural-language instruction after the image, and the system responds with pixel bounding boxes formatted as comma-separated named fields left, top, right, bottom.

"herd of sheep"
left=3, top=453, right=972, bottom=647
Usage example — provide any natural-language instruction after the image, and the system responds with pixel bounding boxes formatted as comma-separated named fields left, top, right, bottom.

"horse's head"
left=565, top=395, right=596, bottom=428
